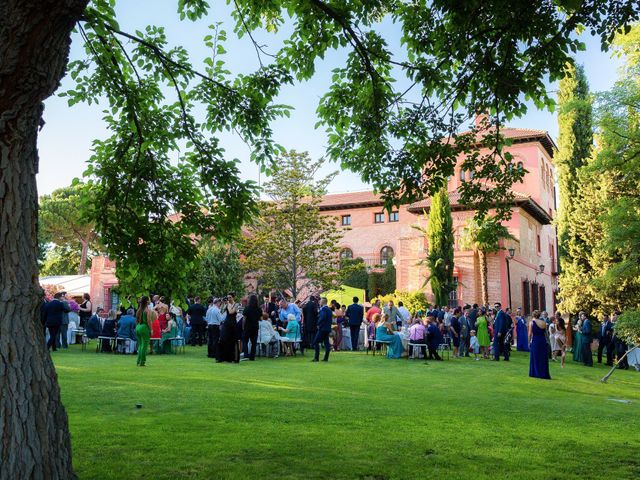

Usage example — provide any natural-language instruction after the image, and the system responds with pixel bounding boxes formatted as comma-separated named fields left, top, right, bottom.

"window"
left=380, top=246, right=394, bottom=266
left=522, top=281, right=531, bottom=315
left=469, top=170, right=475, bottom=180
left=536, top=234, right=541, bottom=253
left=460, top=169, right=466, bottom=182
left=448, top=278, right=459, bottom=308
left=341, top=215, right=351, bottom=226
left=531, top=283, right=540, bottom=311
left=517, top=161, right=524, bottom=172
left=340, top=248, right=353, bottom=260
left=374, top=212, right=384, bottom=224
left=539, top=285, right=546, bottom=311
left=389, top=211, right=399, bottom=222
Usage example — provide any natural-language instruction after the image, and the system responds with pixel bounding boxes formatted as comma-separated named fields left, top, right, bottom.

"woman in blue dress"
left=528, top=310, right=551, bottom=380
left=375, top=315, right=405, bottom=359
left=516, top=309, right=529, bottom=352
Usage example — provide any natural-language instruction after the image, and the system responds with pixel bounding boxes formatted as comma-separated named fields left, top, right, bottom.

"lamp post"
left=506, top=247, right=515, bottom=310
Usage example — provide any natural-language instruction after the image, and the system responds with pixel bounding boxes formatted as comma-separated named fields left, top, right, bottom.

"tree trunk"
left=479, top=250, right=489, bottom=306
left=78, top=238, right=89, bottom=275
left=0, top=1, right=88, bottom=479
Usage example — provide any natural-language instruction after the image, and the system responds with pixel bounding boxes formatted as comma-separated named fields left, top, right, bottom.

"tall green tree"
left=242, top=151, right=344, bottom=300
left=459, top=217, right=515, bottom=306
left=2, top=1, right=640, bottom=478
left=556, top=63, right=593, bottom=264
left=559, top=25, right=640, bottom=316
left=191, top=238, right=245, bottom=300
left=414, top=188, right=455, bottom=307
left=39, top=183, right=98, bottom=274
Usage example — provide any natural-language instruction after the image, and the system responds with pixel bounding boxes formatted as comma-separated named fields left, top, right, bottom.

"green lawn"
left=54, top=345, right=639, bottom=480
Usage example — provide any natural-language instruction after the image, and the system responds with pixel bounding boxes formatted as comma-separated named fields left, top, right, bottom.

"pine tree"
left=242, top=151, right=345, bottom=300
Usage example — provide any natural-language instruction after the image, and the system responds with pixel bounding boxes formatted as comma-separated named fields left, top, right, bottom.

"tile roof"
left=454, top=127, right=557, bottom=158
left=318, top=188, right=552, bottom=225
left=406, top=190, right=530, bottom=210
left=406, top=190, right=552, bottom=225
left=318, top=190, right=383, bottom=209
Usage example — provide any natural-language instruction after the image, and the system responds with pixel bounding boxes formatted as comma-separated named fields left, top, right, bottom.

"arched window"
left=517, top=161, right=524, bottom=172
left=460, top=169, right=466, bottom=182
left=340, top=248, right=353, bottom=260
left=380, top=246, right=394, bottom=266
left=469, top=170, right=475, bottom=179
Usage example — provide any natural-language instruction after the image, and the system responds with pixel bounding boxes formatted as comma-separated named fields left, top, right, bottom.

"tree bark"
left=0, top=1, right=88, bottom=479
left=479, top=250, right=489, bottom=306
left=78, top=238, right=89, bottom=275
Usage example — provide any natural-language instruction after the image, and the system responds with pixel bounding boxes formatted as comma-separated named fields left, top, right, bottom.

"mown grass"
left=53, top=345, right=639, bottom=480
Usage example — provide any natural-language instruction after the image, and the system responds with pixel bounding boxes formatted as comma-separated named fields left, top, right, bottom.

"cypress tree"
left=426, top=188, right=455, bottom=306
left=556, top=63, right=593, bottom=264
left=556, top=63, right=595, bottom=314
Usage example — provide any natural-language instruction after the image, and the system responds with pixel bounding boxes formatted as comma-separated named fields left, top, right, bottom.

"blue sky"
left=37, top=1, right=623, bottom=195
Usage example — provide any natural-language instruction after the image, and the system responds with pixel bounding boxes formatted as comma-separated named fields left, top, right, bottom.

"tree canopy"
left=38, top=183, right=98, bottom=274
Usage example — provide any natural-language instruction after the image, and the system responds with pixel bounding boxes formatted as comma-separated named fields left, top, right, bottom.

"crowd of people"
left=40, top=290, right=638, bottom=377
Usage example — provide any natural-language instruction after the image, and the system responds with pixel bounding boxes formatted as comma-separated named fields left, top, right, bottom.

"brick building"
left=320, top=127, right=559, bottom=313
left=87, top=127, right=559, bottom=314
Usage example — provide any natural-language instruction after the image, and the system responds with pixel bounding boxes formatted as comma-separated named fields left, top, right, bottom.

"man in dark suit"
left=312, top=297, right=333, bottom=362
left=468, top=303, right=478, bottom=332
left=580, top=312, right=593, bottom=366
left=44, top=292, right=70, bottom=352
left=426, top=315, right=443, bottom=360
left=345, top=296, right=364, bottom=351
left=187, top=296, right=207, bottom=346
left=597, top=314, right=614, bottom=366
left=492, top=302, right=510, bottom=361
left=302, top=296, right=319, bottom=349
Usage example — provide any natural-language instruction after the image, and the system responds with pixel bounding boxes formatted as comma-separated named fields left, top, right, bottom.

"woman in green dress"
left=475, top=307, right=491, bottom=359
left=135, top=296, right=153, bottom=366
left=161, top=311, right=178, bottom=354
left=572, top=318, right=584, bottom=363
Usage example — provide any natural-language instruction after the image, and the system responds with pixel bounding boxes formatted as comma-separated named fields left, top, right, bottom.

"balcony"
left=345, top=254, right=394, bottom=270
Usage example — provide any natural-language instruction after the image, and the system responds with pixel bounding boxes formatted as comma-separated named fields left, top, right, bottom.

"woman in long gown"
left=151, top=310, right=162, bottom=353
left=449, top=308, right=462, bottom=358
left=135, top=296, right=152, bottom=367
left=516, top=314, right=529, bottom=352
left=334, top=305, right=344, bottom=351
left=555, top=318, right=567, bottom=368
left=563, top=314, right=573, bottom=350
left=375, top=315, right=404, bottom=359
left=219, top=314, right=239, bottom=363
left=475, top=308, right=491, bottom=359
left=572, top=318, right=584, bottom=363
left=529, top=310, right=551, bottom=379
